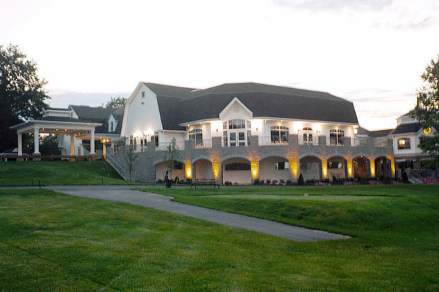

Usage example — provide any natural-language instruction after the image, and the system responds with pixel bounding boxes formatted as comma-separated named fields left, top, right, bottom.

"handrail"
left=106, top=154, right=127, bottom=181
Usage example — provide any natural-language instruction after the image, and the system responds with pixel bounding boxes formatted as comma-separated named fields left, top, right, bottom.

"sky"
left=1, top=0, right=439, bottom=130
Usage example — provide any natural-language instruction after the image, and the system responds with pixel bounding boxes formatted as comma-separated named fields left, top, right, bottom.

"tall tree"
left=164, top=138, right=181, bottom=181
left=105, top=96, right=127, bottom=108
left=0, top=44, right=50, bottom=152
left=411, top=56, right=439, bottom=166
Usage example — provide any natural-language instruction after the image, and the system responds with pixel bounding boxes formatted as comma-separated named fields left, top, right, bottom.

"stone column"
left=90, top=130, right=95, bottom=154
left=18, top=132, right=23, bottom=156
left=34, top=127, right=40, bottom=154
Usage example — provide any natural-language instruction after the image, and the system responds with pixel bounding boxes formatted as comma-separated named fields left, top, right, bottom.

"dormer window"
left=398, top=138, right=411, bottom=149
left=110, top=121, right=114, bottom=132
left=223, top=119, right=251, bottom=147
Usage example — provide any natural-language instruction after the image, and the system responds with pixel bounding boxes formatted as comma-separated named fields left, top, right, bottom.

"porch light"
left=353, top=128, right=358, bottom=135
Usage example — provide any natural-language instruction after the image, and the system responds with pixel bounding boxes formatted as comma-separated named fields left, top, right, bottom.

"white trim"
left=219, top=97, right=253, bottom=120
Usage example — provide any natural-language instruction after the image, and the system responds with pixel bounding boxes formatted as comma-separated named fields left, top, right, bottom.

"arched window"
left=330, top=129, right=344, bottom=146
left=189, top=129, right=203, bottom=146
left=223, top=119, right=251, bottom=147
left=270, top=126, right=289, bottom=143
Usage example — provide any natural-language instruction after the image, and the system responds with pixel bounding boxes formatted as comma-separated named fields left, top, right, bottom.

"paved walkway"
left=44, top=185, right=350, bottom=242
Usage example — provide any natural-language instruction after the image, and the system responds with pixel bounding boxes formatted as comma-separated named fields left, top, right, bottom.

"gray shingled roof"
left=70, top=105, right=116, bottom=120
left=391, top=123, right=422, bottom=135
left=144, top=82, right=359, bottom=130
left=368, top=129, right=393, bottom=137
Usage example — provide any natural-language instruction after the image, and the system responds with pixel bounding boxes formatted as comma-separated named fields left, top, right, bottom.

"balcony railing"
left=260, top=136, right=289, bottom=146
left=298, top=136, right=319, bottom=146
left=156, top=141, right=185, bottom=151
left=193, top=139, right=212, bottom=149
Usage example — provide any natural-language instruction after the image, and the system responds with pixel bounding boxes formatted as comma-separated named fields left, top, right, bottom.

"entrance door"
left=229, top=130, right=246, bottom=146
left=303, top=128, right=313, bottom=145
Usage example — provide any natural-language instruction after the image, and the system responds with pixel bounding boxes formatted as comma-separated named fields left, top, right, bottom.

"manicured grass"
left=1, top=186, right=438, bottom=291
left=0, top=161, right=134, bottom=186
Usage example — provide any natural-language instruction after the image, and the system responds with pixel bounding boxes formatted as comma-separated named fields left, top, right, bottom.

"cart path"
left=45, top=185, right=350, bottom=242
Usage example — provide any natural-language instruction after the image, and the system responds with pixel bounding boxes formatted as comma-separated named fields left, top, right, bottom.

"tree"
left=23, top=134, right=61, bottom=156
left=105, top=96, right=127, bottom=108
left=124, top=146, right=139, bottom=181
left=163, top=138, right=181, bottom=181
left=0, top=44, right=50, bottom=152
left=411, top=56, right=439, bottom=167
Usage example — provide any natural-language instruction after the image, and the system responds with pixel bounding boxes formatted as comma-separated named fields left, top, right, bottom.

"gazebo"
left=10, top=117, right=102, bottom=156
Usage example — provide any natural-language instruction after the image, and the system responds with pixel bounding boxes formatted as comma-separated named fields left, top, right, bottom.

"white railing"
left=260, top=136, right=289, bottom=146
left=156, top=141, right=185, bottom=151
left=298, top=135, right=319, bottom=146
left=374, top=138, right=388, bottom=148
left=193, top=139, right=212, bottom=149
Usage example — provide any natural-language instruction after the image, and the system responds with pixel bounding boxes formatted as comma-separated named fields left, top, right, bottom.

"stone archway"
left=222, top=157, right=252, bottom=185
left=259, top=156, right=290, bottom=183
left=299, top=155, right=322, bottom=181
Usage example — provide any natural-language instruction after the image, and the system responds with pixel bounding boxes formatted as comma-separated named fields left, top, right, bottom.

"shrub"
left=266, top=179, right=271, bottom=184
left=224, top=181, right=232, bottom=186
left=298, top=174, right=304, bottom=185
left=260, top=179, right=265, bottom=185
left=157, top=179, right=163, bottom=183
left=286, top=179, right=292, bottom=185
left=272, top=180, right=278, bottom=185
left=279, top=179, right=285, bottom=184
left=254, top=179, right=260, bottom=185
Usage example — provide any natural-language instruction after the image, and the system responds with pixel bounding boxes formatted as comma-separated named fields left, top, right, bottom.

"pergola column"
left=102, top=142, right=107, bottom=159
left=90, top=130, right=95, bottom=154
left=70, top=134, right=75, bottom=156
left=18, top=132, right=23, bottom=156
left=34, top=127, right=40, bottom=154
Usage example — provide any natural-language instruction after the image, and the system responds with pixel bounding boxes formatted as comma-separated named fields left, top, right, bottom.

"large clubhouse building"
left=10, top=82, right=437, bottom=183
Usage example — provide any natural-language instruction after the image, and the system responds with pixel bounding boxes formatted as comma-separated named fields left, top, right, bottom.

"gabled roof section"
left=139, top=81, right=359, bottom=129
left=219, top=97, right=253, bottom=119
left=391, top=123, right=423, bottom=135
left=70, top=105, right=116, bottom=120
left=142, top=82, right=196, bottom=98
left=187, top=82, right=342, bottom=101
left=367, top=129, right=393, bottom=137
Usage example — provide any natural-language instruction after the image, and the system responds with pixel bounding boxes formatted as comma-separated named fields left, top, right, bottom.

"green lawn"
left=0, top=185, right=438, bottom=291
left=0, top=161, right=134, bottom=186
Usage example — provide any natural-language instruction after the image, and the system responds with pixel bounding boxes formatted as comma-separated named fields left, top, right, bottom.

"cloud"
left=271, top=0, right=394, bottom=11
left=48, top=90, right=130, bottom=109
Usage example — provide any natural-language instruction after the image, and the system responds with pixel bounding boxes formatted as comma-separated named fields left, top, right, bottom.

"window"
left=270, top=126, right=289, bottom=143
left=225, top=163, right=251, bottom=171
left=223, top=119, right=251, bottom=147
left=330, top=129, right=344, bottom=146
left=141, top=91, right=145, bottom=98
left=398, top=138, right=411, bottom=149
left=189, top=129, right=203, bottom=146
left=152, top=131, right=159, bottom=147
left=174, top=161, right=183, bottom=170
left=328, top=162, right=343, bottom=169
left=110, top=121, right=114, bottom=132
left=275, top=162, right=289, bottom=170
left=228, top=119, right=246, bottom=129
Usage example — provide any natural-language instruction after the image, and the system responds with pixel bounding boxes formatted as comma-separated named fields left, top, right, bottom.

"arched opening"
left=353, top=156, right=370, bottom=179
left=327, top=156, right=345, bottom=181
left=222, top=157, right=251, bottom=185
left=375, top=156, right=393, bottom=179
left=299, top=155, right=322, bottom=181
left=193, top=159, right=214, bottom=180
left=259, top=156, right=290, bottom=183
left=155, top=160, right=185, bottom=182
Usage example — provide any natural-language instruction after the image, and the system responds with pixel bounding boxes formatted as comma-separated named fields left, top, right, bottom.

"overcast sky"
left=1, top=0, right=438, bottom=130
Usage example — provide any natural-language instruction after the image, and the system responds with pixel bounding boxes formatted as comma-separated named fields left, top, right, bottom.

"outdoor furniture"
left=191, top=178, right=220, bottom=189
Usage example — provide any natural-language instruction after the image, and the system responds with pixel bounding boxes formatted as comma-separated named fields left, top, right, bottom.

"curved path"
left=45, top=185, right=350, bottom=242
